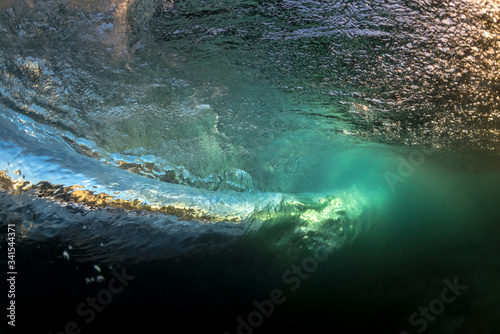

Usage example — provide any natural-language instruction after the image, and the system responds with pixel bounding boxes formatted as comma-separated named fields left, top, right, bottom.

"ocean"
left=1, top=0, right=499, bottom=333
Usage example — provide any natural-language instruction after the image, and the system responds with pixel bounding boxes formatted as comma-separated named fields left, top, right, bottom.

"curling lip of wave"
left=0, top=108, right=374, bottom=255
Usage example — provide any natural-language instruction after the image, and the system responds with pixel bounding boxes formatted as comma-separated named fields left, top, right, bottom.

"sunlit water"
left=0, top=0, right=499, bottom=333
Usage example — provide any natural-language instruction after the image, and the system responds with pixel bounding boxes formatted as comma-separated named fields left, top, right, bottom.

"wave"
left=2, top=0, right=498, bottom=262
left=0, top=108, right=379, bottom=262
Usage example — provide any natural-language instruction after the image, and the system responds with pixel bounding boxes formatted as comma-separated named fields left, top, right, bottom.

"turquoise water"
left=1, top=0, right=500, bottom=333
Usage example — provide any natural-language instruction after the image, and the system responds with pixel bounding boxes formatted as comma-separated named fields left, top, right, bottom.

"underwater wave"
left=1, top=0, right=499, bottom=262
left=0, top=106, right=377, bottom=262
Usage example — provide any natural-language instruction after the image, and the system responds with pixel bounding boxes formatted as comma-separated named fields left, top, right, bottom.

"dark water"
left=1, top=0, right=500, bottom=333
